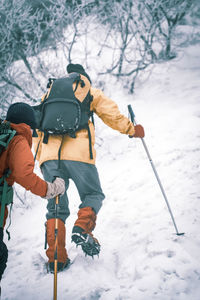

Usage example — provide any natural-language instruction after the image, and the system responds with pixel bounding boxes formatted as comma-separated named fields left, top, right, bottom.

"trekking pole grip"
left=128, top=104, right=136, bottom=125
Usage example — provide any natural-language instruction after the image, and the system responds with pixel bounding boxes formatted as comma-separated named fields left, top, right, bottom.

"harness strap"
left=34, top=139, right=41, bottom=162
left=43, top=132, right=49, bottom=144
left=58, top=136, right=65, bottom=170
left=91, top=113, right=95, bottom=127
left=87, top=124, right=93, bottom=160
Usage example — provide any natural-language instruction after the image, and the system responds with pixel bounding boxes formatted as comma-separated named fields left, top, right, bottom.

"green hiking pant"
left=41, top=160, right=105, bottom=223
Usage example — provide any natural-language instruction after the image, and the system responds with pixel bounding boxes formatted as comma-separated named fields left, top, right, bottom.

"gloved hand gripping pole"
left=128, top=104, right=184, bottom=236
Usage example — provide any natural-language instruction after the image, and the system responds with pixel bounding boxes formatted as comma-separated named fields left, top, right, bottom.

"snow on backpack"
left=0, top=120, right=16, bottom=231
left=33, top=72, right=94, bottom=161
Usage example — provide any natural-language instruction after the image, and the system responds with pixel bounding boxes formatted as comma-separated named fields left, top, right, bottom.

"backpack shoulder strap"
left=0, top=122, right=16, bottom=155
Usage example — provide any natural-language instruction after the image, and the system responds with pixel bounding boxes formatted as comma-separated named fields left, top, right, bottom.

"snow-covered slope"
left=2, top=44, right=200, bottom=300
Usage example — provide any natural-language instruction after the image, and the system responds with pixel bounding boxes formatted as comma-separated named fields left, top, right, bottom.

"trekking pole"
left=53, top=195, right=59, bottom=300
left=128, top=104, right=184, bottom=236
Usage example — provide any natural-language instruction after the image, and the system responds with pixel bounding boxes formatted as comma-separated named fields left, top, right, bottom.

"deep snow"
left=2, top=43, right=200, bottom=300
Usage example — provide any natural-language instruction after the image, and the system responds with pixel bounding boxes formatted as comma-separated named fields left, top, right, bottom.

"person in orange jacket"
left=0, top=102, right=65, bottom=283
left=33, top=64, right=145, bottom=273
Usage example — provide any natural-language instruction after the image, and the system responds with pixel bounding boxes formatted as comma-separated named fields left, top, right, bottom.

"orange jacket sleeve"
left=8, top=136, right=47, bottom=197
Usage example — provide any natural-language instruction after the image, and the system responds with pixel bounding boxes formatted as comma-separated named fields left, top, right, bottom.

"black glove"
left=0, top=228, right=8, bottom=281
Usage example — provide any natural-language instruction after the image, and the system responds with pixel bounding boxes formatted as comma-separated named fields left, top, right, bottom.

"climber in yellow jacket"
left=33, top=63, right=144, bottom=273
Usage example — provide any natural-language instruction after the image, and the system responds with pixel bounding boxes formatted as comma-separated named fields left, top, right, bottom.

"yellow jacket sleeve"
left=90, top=88, right=135, bottom=136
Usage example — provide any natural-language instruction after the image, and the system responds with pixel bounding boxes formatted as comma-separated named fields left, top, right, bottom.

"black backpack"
left=33, top=72, right=94, bottom=160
